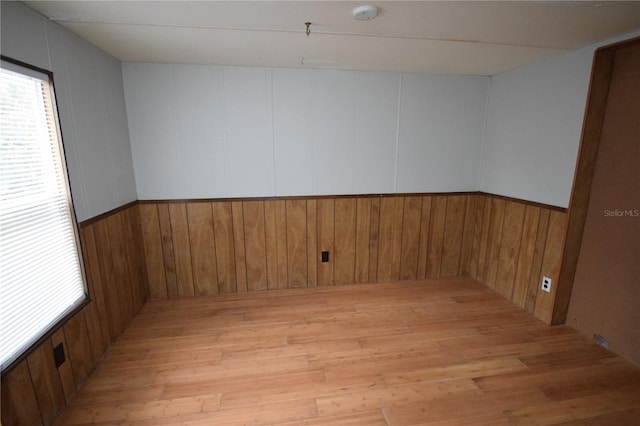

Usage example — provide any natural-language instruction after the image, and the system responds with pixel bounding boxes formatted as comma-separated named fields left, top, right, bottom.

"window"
left=0, top=58, right=87, bottom=371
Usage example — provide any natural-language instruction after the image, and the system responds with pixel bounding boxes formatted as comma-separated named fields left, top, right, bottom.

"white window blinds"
left=0, top=60, right=87, bottom=371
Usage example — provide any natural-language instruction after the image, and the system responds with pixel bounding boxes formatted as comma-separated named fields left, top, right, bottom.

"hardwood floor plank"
left=53, top=279, right=640, bottom=426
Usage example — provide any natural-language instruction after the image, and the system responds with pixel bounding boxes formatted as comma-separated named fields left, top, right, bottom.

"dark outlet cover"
left=321, top=251, right=329, bottom=262
left=53, top=342, right=65, bottom=368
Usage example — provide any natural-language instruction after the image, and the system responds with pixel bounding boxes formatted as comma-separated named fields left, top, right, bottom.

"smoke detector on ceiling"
left=352, top=5, right=379, bottom=21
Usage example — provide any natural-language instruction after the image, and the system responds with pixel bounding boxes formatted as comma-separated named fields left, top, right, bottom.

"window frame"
left=0, top=55, right=89, bottom=376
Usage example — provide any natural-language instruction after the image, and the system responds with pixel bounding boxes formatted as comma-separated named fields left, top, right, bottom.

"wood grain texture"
left=482, top=197, right=506, bottom=289
left=306, top=199, right=318, bottom=287
left=125, top=205, right=148, bottom=309
left=354, top=198, right=371, bottom=283
left=468, top=195, right=485, bottom=280
left=441, top=195, right=467, bottom=277
left=212, top=202, right=237, bottom=294
left=416, top=196, right=432, bottom=279
left=556, top=48, right=616, bottom=325
left=274, top=200, right=289, bottom=289
left=63, top=311, right=94, bottom=387
left=334, top=198, right=357, bottom=285
left=187, top=203, right=218, bottom=295
left=526, top=209, right=550, bottom=313
left=286, top=200, right=308, bottom=288
left=427, top=196, right=447, bottom=278
left=534, top=210, right=568, bottom=323
left=243, top=201, right=268, bottom=291
left=81, top=226, right=111, bottom=350
left=157, top=204, right=178, bottom=299
left=317, top=199, right=335, bottom=286
left=368, top=197, right=381, bottom=283
left=54, top=280, right=639, bottom=426
left=494, top=201, right=526, bottom=300
left=512, top=205, right=541, bottom=309
left=468, top=195, right=567, bottom=324
left=92, top=218, right=122, bottom=340
left=231, top=201, right=248, bottom=293
left=27, top=339, right=66, bottom=425
left=135, top=195, right=567, bottom=326
left=139, top=204, right=167, bottom=299
left=399, top=196, right=422, bottom=280
left=169, top=203, right=195, bottom=297
left=1, top=360, right=41, bottom=426
left=459, top=195, right=476, bottom=276
left=51, top=329, right=76, bottom=403
left=107, top=213, right=135, bottom=326
left=377, top=197, right=404, bottom=282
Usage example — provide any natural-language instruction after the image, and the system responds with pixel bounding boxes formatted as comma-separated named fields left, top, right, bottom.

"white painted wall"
left=1, top=2, right=137, bottom=221
left=479, top=30, right=640, bottom=208
left=123, top=63, right=489, bottom=199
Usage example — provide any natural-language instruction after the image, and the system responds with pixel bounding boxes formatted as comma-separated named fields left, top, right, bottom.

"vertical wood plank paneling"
left=231, top=201, right=248, bottom=292
left=377, top=197, right=398, bottom=282
left=264, top=200, right=279, bottom=289
left=286, top=200, right=308, bottom=288
left=169, top=203, right=195, bottom=297
left=468, top=195, right=486, bottom=280
left=441, top=195, right=466, bottom=277
left=482, top=197, right=506, bottom=289
left=1, top=361, right=41, bottom=426
left=92, top=219, right=122, bottom=340
left=390, top=197, right=404, bottom=281
left=476, top=198, right=492, bottom=282
left=157, top=204, right=178, bottom=299
left=306, top=200, right=318, bottom=287
left=187, top=203, right=218, bottom=295
left=399, top=196, right=423, bottom=280
left=275, top=200, right=289, bottom=289
left=107, top=213, right=135, bottom=327
left=368, top=197, right=381, bottom=283
left=416, top=196, right=432, bottom=279
left=525, top=209, right=550, bottom=313
left=139, top=204, right=168, bottom=299
left=459, top=195, right=476, bottom=276
left=265, top=200, right=288, bottom=289
left=242, top=201, right=268, bottom=291
left=212, top=202, right=237, bottom=294
left=494, top=201, right=526, bottom=300
left=63, top=312, right=94, bottom=388
left=80, top=303, right=103, bottom=366
left=334, top=198, right=357, bottom=285
left=27, top=340, right=65, bottom=425
left=50, top=329, right=76, bottom=403
left=80, top=226, right=110, bottom=352
left=124, top=205, right=147, bottom=311
left=354, top=197, right=371, bottom=283
left=534, top=211, right=568, bottom=323
left=426, top=196, right=447, bottom=278
left=317, top=199, right=335, bottom=286
left=512, top=205, right=541, bottom=309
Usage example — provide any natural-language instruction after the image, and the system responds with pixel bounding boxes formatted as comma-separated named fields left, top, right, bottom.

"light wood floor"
left=56, top=279, right=640, bottom=425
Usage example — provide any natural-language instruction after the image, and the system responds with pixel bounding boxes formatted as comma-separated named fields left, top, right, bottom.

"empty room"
left=1, top=1, right=640, bottom=425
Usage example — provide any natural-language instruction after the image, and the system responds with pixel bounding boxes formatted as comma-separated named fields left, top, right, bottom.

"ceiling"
left=24, top=1, right=640, bottom=75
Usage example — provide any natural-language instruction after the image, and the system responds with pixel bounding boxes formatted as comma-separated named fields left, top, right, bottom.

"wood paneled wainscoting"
left=138, top=193, right=567, bottom=324
left=138, top=195, right=477, bottom=297
left=468, top=194, right=568, bottom=324
left=1, top=203, right=148, bottom=426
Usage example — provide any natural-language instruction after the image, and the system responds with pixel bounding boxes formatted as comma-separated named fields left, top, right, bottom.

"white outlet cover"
left=541, top=276, right=552, bottom=293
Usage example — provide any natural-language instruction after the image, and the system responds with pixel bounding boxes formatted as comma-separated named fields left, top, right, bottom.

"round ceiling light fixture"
left=352, top=5, right=379, bottom=21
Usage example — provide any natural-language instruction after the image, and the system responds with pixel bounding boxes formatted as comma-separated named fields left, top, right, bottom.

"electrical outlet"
left=541, top=276, right=552, bottom=293
left=53, top=343, right=65, bottom=368
left=321, top=251, right=329, bottom=263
